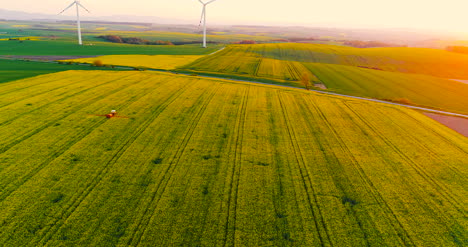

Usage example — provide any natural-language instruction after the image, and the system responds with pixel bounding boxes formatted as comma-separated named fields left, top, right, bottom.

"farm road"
left=449, top=79, right=468, bottom=85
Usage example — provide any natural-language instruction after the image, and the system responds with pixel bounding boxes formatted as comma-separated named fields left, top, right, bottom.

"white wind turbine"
left=59, top=0, right=90, bottom=45
left=198, top=0, right=218, bottom=48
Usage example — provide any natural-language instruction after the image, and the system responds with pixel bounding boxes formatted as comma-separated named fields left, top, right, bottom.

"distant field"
left=0, top=36, right=40, bottom=41
left=184, top=55, right=319, bottom=83
left=63, top=55, right=205, bottom=70
left=91, top=30, right=276, bottom=43
left=195, top=43, right=468, bottom=79
left=0, top=59, right=118, bottom=83
left=0, top=20, right=277, bottom=43
left=0, top=71, right=466, bottom=246
left=183, top=44, right=468, bottom=114
left=0, top=40, right=222, bottom=56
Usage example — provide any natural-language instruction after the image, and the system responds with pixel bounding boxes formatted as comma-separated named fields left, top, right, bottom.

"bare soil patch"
left=423, top=112, right=468, bottom=138
left=314, top=83, right=327, bottom=89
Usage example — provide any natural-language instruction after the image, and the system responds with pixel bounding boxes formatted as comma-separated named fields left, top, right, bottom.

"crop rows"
left=188, top=43, right=468, bottom=78
left=182, top=44, right=468, bottom=114
left=0, top=71, right=466, bottom=246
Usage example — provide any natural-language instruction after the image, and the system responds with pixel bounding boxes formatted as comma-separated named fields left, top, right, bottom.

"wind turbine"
left=59, top=0, right=90, bottom=45
left=198, top=0, right=217, bottom=48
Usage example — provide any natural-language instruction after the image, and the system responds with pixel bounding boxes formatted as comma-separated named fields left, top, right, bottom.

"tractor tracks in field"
left=1, top=74, right=162, bottom=243
left=0, top=74, right=140, bottom=154
left=0, top=74, right=72, bottom=98
left=308, top=99, right=416, bottom=246
left=0, top=76, right=79, bottom=103
left=297, top=98, right=374, bottom=247
left=342, top=102, right=467, bottom=242
left=276, top=92, right=332, bottom=247
left=222, top=86, right=250, bottom=247
left=0, top=74, right=143, bottom=199
left=268, top=93, right=306, bottom=245
left=345, top=103, right=466, bottom=215
left=36, top=77, right=187, bottom=246
left=0, top=74, right=117, bottom=127
left=126, top=82, right=222, bottom=247
left=370, top=106, right=467, bottom=212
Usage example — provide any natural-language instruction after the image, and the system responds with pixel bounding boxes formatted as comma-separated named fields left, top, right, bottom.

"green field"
left=182, top=44, right=468, bottom=114
left=303, top=63, right=468, bottom=114
left=189, top=43, right=468, bottom=79
left=0, top=40, right=222, bottom=56
left=0, top=71, right=466, bottom=246
left=0, top=20, right=277, bottom=43
left=0, top=59, right=120, bottom=83
left=90, top=30, right=276, bottom=43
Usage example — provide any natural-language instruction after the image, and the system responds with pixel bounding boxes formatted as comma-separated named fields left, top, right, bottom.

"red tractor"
left=89, top=110, right=129, bottom=119
left=106, top=110, right=117, bottom=118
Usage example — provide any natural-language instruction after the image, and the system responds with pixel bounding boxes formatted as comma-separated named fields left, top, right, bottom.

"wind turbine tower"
left=59, top=0, right=90, bottom=45
left=198, top=0, right=218, bottom=48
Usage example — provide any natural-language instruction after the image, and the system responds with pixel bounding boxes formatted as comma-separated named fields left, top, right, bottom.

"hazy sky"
left=3, top=0, right=468, bottom=32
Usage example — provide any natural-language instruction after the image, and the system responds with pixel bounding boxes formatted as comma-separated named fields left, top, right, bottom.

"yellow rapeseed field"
left=0, top=71, right=466, bottom=246
left=64, top=55, right=205, bottom=70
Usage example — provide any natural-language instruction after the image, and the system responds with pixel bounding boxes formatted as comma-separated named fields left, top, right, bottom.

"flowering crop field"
left=0, top=71, right=466, bottom=246
left=182, top=44, right=468, bottom=114
left=62, top=55, right=205, bottom=70
left=190, top=43, right=468, bottom=78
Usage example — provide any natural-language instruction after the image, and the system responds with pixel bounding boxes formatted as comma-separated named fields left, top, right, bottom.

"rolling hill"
left=190, top=43, right=468, bottom=79
left=181, top=43, right=468, bottom=114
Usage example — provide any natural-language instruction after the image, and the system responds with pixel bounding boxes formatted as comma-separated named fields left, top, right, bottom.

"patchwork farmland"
left=182, top=44, right=468, bottom=114
left=0, top=71, right=466, bottom=246
left=189, top=43, right=468, bottom=78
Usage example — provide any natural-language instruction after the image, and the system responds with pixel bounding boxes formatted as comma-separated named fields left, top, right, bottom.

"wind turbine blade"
left=198, top=8, right=205, bottom=27
left=198, top=0, right=204, bottom=4
left=77, top=2, right=91, bottom=13
left=58, top=1, right=76, bottom=14
left=206, top=0, right=217, bottom=5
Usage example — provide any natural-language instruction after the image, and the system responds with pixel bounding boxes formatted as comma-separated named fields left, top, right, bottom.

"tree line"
left=97, top=35, right=174, bottom=45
